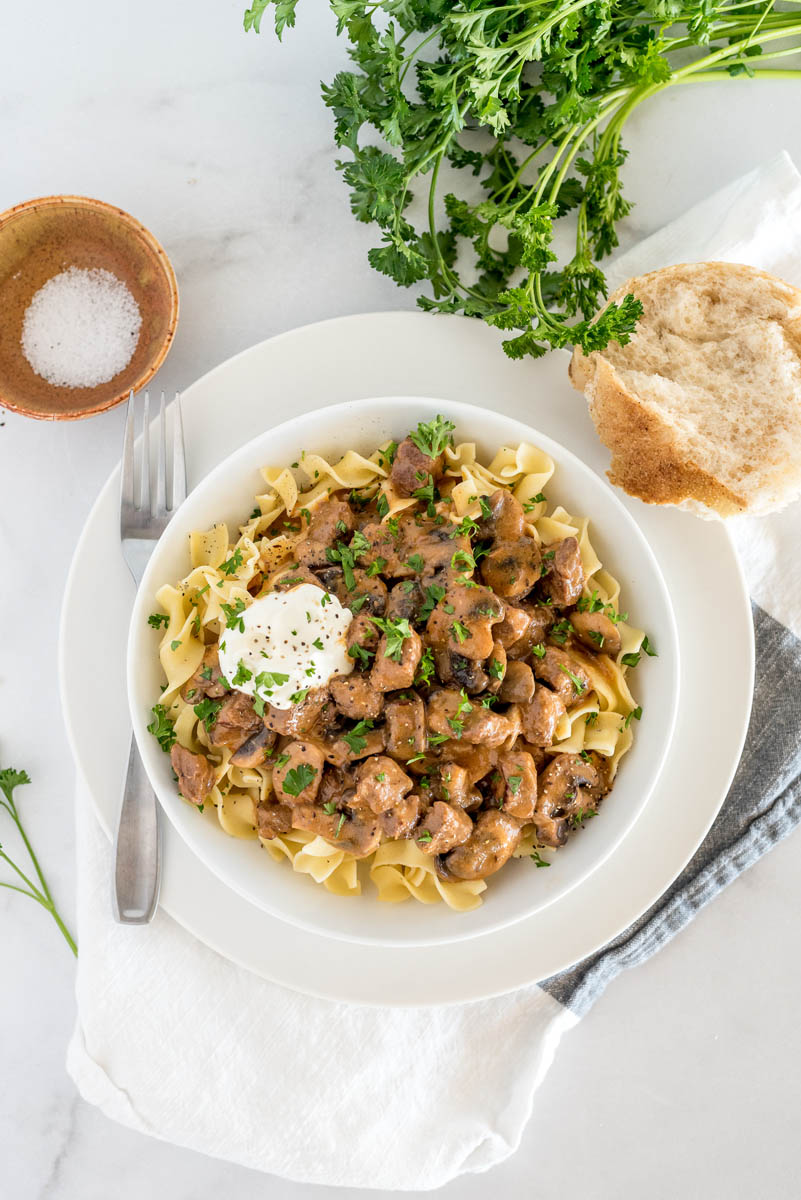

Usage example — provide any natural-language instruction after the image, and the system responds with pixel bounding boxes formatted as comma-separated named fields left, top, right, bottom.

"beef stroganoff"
left=147, top=417, right=651, bottom=911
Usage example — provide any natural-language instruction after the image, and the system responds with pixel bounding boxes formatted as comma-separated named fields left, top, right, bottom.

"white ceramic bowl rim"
left=128, top=396, right=680, bottom=948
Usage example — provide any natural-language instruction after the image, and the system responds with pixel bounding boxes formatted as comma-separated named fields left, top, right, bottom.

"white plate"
left=59, top=313, right=753, bottom=1005
left=127, top=396, right=680, bottom=948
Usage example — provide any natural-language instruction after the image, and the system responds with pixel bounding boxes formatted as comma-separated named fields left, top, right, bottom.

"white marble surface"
left=2, top=2, right=801, bottom=1196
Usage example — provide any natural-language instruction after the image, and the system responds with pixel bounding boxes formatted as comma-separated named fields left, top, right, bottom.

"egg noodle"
left=152, top=436, right=644, bottom=910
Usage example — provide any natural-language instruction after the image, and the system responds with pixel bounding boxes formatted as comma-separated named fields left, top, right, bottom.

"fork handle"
left=112, top=735, right=161, bottom=924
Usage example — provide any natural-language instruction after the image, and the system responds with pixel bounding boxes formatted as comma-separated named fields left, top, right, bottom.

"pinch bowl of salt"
left=0, top=194, right=178, bottom=420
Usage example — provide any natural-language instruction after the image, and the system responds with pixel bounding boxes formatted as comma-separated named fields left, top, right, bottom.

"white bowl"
left=128, top=396, right=679, bottom=947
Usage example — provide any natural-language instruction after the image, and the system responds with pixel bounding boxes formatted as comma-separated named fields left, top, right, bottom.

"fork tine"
left=154, top=391, right=167, bottom=514
left=121, top=390, right=135, bottom=512
left=171, top=393, right=186, bottom=510
left=140, top=391, right=151, bottom=515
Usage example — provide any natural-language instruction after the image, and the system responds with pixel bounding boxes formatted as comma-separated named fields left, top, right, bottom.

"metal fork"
left=113, top=390, right=186, bottom=924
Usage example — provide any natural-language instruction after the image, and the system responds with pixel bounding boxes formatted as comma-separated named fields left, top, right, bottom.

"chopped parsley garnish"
left=148, top=612, right=169, bottom=630
left=428, top=733, right=449, bottom=745
left=147, top=704, right=176, bottom=752
left=254, top=669, right=290, bottom=693
left=300, top=507, right=312, bottom=526
left=414, top=647, right=436, bottom=687
left=312, top=637, right=324, bottom=650
left=219, top=547, right=243, bottom=576
left=411, top=475, right=439, bottom=516
left=409, top=415, right=454, bottom=459
left=523, top=493, right=546, bottom=512
left=478, top=497, right=492, bottom=519
left=417, top=830, right=433, bottom=844
left=571, top=808, right=598, bottom=828
left=488, top=657, right=504, bottom=680
left=621, top=636, right=657, bottom=668
left=450, top=548, right=476, bottom=572
left=326, top=531, right=370, bottom=590
left=407, top=752, right=427, bottom=764
left=387, top=516, right=400, bottom=537
left=376, top=772, right=386, bottom=782
left=531, top=851, right=551, bottom=868
left=276, top=753, right=290, bottom=768
left=420, top=583, right=446, bottom=621
left=342, top=719, right=374, bottom=754
left=321, top=592, right=332, bottom=607
left=193, top=697, right=222, bottom=731
left=450, top=620, right=469, bottom=645
left=335, top=813, right=347, bottom=838
left=348, top=642, right=375, bottom=668
left=335, top=519, right=348, bottom=534
left=406, top=552, right=424, bottom=574
left=451, top=514, right=479, bottom=539
left=248, top=506, right=261, bottom=520
left=624, top=706, right=643, bottom=728
left=323, top=800, right=337, bottom=815
left=170, top=639, right=182, bottom=652
left=559, top=664, right=586, bottom=694
left=585, top=711, right=599, bottom=726
left=550, top=619, right=573, bottom=645
left=200, top=666, right=213, bottom=681
left=367, top=557, right=387, bottom=577
left=231, top=660, right=253, bottom=687
left=588, top=630, right=605, bottom=647
left=531, top=643, right=547, bottom=659
left=221, top=598, right=247, bottom=631
left=507, top=775, right=523, bottom=795
left=370, top=616, right=414, bottom=661
left=376, top=493, right=389, bottom=519
left=289, top=688, right=310, bottom=704
left=281, top=763, right=318, bottom=797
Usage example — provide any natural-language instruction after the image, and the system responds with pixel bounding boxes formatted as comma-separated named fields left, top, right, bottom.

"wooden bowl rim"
left=0, top=193, right=179, bottom=421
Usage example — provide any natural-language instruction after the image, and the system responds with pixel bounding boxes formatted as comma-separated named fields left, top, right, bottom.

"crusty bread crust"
left=570, top=261, right=801, bottom=518
left=571, top=355, right=747, bottom=518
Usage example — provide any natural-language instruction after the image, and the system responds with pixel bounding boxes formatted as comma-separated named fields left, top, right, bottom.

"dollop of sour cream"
left=217, top=583, right=354, bottom=710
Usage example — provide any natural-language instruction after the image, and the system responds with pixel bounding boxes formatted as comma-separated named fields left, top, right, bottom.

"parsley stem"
left=0, top=775, right=77, bottom=957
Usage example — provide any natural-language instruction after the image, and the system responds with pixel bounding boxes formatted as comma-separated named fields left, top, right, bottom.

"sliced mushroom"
left=441, top=809, right=522, bottom=880
left=475, top=488, right=525, bottom=542
left=479, top=538, right=542, bottom=601
left=570, top=609, right=622, bottom=656
left=498, top=660, right=535, bottom=704
left=230, top=725, right=277, bottom=768
left=426, top=583, right=503, bottom=661
left=532, top=646, right=591, bottom=708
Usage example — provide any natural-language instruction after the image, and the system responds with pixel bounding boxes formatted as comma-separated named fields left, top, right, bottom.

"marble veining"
left=2, top=2, right=801, bottom=1198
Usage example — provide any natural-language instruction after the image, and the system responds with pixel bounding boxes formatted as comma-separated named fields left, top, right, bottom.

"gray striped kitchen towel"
left=67, top=153, right=801, bottom=1191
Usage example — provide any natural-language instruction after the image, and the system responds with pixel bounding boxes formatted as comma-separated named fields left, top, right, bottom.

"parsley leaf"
left=281, top=763, right=318, bottom=797
left=147, top=704, right=176, bottom=751
left=147, top=612, right=169, bottom=629
left=221, top=598, right=247, bottom=631
left=343, top=719, right=374, bottom=754
left=409, top=415, right=455, bottom=458
left=220, top=547, right=243, bottom=576
left=370, top=615, right=414, bottom=661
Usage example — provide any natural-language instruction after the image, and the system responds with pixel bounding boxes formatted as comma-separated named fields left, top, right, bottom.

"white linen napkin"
left=67, top=150, right=801, bottom=1191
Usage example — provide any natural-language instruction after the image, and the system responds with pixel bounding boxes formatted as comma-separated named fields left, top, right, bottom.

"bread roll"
left=569, top=262, right=801, bottom=518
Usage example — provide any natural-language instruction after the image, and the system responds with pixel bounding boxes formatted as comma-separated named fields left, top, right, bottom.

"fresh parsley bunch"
left=244, top=0, right=801, bottom=359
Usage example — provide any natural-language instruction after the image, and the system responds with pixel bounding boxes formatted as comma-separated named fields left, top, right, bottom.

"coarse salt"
left=21, top=266, right=142, bottom=389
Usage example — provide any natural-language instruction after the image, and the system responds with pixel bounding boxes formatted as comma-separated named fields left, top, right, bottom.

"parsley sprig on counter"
left=0, top=768, right=77, bottom=956
left=245, top=0, right=801, bottom=360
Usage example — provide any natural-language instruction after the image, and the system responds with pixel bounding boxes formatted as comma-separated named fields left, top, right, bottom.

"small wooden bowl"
left=0, top=195, right=179, bottom=420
